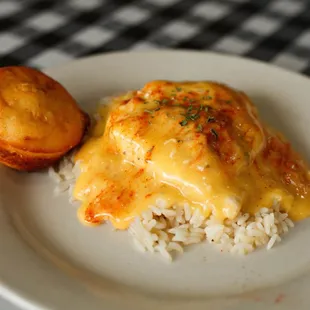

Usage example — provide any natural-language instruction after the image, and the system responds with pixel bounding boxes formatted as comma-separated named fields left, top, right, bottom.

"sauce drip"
left=73, top=81, right=310, bottom=229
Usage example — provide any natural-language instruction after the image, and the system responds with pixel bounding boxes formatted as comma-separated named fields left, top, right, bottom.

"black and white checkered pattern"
left=0, top=0, right=310, bottom=75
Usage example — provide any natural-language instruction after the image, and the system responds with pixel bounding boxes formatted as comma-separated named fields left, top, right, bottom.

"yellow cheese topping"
left=73, top=81, right=310, bottom=229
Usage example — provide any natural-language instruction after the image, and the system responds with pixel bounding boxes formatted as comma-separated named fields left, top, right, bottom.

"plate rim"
left=1, top=49, right=310, bottom=310
left=43, top=49, right=310, bottom=83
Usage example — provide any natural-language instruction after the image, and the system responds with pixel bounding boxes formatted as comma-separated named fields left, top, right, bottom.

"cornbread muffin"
left=0, top=66, right=89, bottom=171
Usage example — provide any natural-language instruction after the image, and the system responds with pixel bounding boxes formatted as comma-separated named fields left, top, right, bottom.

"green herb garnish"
left=210, top=128, right=218, bottom=139
left=176, top=87, right=182, bottom=92
left=203, top=96, right=213, bottom=100
left=189, top=113, right=199, bottom=121
left=145, top=108, right=160, bottom=114
left=179, top=119, right=188, bottom=126
left=197, top=124, right=203, bottom=132
left=207, top=116, right=215, bottom=123
left=219, top=99, right=232, bottom=104
left=154, top=98, right=169, bottom=105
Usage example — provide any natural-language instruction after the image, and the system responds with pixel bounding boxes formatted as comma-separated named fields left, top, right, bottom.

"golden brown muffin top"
left=0, top=66, right=87, bottom=153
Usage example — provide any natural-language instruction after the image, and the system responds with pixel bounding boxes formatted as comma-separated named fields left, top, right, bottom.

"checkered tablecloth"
left=0, top=0, right=310, bottom=75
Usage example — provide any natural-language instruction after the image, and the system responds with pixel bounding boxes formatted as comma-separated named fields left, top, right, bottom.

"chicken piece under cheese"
left=74, top=81, right=310, bottom=229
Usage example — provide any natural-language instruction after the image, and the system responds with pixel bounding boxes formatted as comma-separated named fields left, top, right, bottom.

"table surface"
left=0, top=0, right=310, bottom=309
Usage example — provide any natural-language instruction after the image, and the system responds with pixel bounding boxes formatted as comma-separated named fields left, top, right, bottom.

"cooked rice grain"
left=50, top=155, right=295, bottom=261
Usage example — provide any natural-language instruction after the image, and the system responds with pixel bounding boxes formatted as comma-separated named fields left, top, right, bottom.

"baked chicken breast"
left=74, top=81, right=310, bottom=228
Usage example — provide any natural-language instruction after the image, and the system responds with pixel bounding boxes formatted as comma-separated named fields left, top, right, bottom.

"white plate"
left=1, top=50, right=310, bottom=310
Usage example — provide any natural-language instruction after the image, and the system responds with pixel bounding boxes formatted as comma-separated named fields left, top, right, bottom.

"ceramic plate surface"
left=1, top=50, right=310, bottom=310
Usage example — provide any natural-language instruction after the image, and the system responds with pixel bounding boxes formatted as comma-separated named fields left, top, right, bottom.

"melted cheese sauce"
left=73, top=81, right=310, bottom=229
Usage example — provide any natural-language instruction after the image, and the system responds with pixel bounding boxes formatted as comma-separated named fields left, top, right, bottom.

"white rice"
left=49, top=154, right=295, bottom=261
